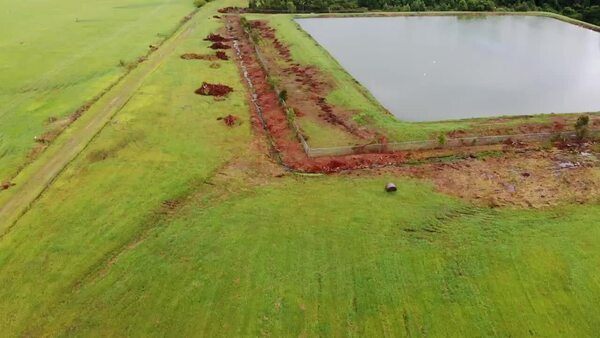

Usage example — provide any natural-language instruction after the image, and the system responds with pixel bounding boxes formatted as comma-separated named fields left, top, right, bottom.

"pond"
left=296, top=15, right=600, bottom=122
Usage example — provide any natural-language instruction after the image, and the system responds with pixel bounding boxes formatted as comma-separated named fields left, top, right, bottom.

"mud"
left=195, top=82, right=233, bottom=97
left=209, top=42, right=231, bottom=50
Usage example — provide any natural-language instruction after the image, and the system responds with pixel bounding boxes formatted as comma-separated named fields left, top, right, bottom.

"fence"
left=238, top=17, right=600, bottom=158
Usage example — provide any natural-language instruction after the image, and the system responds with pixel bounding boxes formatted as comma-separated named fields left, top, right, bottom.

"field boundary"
left=241, top=17, right=600, bottom=158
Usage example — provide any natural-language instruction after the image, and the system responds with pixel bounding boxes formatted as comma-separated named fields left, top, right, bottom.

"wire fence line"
left=240, top=18, right=600, bottom=158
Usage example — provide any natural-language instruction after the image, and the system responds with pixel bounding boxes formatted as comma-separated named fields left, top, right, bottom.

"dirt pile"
left=195, top=82, right=233, bottom=97
left=1, top=181, right=15, bottom=190
left=216, top=51, right=229, bottom=60
left=209, top=42, right=231, bottom=50
left=218, top=115, right=239, bottom=126
left=204, top=33, right=230, bottom=42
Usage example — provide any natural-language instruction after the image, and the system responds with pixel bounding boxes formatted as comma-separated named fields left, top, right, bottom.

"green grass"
left=0, top=0, right=195, bottom=180
left=3, top=172, right=600, bottom=336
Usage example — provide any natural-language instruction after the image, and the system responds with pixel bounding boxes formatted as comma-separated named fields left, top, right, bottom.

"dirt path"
left=0, top=20, right=197, bottom=233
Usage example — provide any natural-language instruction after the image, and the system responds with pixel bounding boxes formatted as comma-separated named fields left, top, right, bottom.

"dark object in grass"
left=195, top=82, right=233, bottom=97
left=204, top=34, right=230, bottom=42
left=217, top=115, right=238, bottom=126
left=209, top=42, right=230, bottom=50
left=215, top=51, right=229, bottom=60
left=1, top=181, right=15, bottom=190
left=181, top=53, right=216, bottom=60
left=385, top=183, right=397, bottom=192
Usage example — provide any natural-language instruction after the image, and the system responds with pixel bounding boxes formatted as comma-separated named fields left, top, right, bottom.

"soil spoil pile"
left=210, top=42, right=231, bottom=50
left=195, top=82, right=233, bottom=97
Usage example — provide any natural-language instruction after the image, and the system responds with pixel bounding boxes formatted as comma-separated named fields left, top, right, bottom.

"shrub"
left=278, top=89, right=288, bottom=103
left=575, top=115, right=590, bottom=140
left=438, top=133, right=448, bottom=146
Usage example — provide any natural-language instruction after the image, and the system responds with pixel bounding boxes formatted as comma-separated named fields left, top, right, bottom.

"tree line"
left=248, top=0, right=600, bottom=25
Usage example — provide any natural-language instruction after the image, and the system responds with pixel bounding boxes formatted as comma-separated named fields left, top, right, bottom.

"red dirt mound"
left=216, top=51, right=229, bottom=60
left=205, top=33, right=230, bottom=42
left=218, top=115, right=238, bottom=126
left=195, top=82, right=233, bottom=97
left=210, top=42, right=231, bottom=50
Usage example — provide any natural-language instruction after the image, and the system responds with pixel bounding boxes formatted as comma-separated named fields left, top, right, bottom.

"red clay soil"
left=195, top=82, right=233, bottom=97
left=228, top=16, right=415, bottom=173
left=216, top=51, right=229, bottom=60
left=218, top=114, right=238, bottom=126
left=204, top=33, right=230, bottom=42
left=210, top=42, right=231, bottom=50
left=250, top=21, right=291, bottom=62
left=251, top=20, right=378, bottom=141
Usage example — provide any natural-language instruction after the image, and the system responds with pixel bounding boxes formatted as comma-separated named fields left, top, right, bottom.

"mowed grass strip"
left=0, top=0, right=194, bottom=180
left=14, top=175, right=600, bottom=336
left=0, top=0, right=250, bottom=333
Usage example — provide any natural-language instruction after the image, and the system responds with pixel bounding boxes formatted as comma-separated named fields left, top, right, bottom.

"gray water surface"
left=296, top=16, right=600, bottom=121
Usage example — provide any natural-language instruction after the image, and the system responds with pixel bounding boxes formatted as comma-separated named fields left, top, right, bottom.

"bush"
left=575, top=115, right=590, bottom=140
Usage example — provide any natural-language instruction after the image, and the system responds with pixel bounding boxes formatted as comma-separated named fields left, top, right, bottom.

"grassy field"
left=0, top=0, right=194, bottom=181
left=1, top=1, right=599, bottom=336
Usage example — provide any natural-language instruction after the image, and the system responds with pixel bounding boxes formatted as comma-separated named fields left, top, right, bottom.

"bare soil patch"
left=204, top=33, right=230, bottom=42
left=400, top=143, right=600, bottom=208
left=181, top=53, right=218, bottom=61
left=195, top=82, right=233, bottom=97
left=216, top=51, right=229, bottom=60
